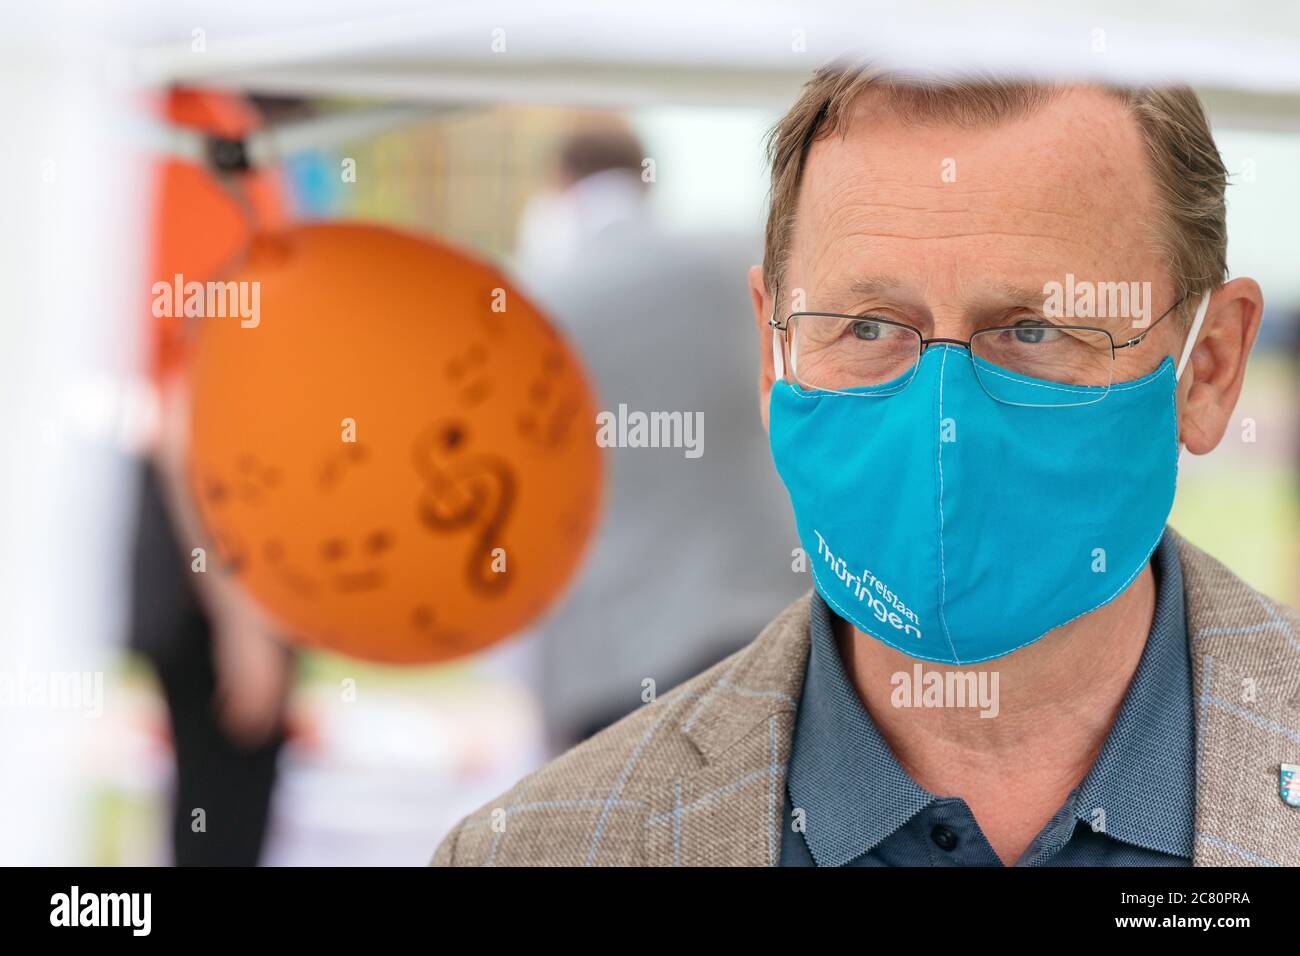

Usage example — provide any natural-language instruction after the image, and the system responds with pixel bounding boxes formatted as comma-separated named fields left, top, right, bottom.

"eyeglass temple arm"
left=1114, top=293, right=1195, bottom=349
left=1112, top=292, right=1210, bottom=380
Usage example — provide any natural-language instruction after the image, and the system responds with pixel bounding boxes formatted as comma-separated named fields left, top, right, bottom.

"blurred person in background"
left=513, top=115, right=805, bottom=752
left=130, top=453, right=292, bottom=866
left=130, top=364, right=295, bottom=866
left=129, top=93, right=300, bottom=864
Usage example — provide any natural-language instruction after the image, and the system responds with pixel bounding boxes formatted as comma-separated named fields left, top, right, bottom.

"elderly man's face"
left=778, top=87, right=1185, bottom=386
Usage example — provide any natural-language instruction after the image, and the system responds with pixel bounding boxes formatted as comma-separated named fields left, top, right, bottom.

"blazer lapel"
left=1177, top=530, right=1300, bottom=866
left=642, top=593, right=812, bottom=866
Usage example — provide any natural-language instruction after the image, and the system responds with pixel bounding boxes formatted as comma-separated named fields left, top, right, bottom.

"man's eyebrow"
left=813, top=274, right=910, bottom=310
left=844, top=275, right=907, bottom=299
left=982, top=280, right=1054, bottom=309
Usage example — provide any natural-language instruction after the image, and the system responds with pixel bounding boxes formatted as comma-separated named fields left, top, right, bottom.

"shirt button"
left=930, top=825, right=959, bottom=852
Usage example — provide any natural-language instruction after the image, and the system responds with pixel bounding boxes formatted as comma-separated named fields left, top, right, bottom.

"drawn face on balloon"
left=187, top=224, right=603, bottom=663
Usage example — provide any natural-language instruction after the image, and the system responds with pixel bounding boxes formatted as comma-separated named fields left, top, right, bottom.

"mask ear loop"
left=1175, top=291, right=1212, bottom=382
left=772, top=326, right=786, bottom=381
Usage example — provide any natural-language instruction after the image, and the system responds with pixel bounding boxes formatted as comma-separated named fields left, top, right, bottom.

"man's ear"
left=750, top=264, right=776, bottom=430
left=1178, top=276, right=1263, bottom=455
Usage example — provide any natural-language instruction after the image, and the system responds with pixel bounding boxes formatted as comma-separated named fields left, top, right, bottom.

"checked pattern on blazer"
left=432, top=528, right=1300, bottom=866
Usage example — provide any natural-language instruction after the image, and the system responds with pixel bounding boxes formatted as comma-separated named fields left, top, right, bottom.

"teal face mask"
left=768, top=295, right=1208, bottom=665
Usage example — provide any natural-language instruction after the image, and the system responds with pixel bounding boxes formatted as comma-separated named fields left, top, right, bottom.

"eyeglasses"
left=769, top=296, right=1187, bottom=408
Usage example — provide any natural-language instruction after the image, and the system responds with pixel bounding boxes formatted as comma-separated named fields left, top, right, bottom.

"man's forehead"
left=794, top=85, right=1156, bottom=264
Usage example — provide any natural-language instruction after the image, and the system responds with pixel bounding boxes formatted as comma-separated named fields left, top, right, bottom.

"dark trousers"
left=130, top=461, right=286, bottom=866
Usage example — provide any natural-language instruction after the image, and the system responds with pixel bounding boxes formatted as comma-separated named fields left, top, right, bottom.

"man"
left=433, top=62, right=1298, bottom=867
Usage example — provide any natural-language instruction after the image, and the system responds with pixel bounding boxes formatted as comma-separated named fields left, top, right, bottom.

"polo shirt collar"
left=787, top=587, right=932, bottom=867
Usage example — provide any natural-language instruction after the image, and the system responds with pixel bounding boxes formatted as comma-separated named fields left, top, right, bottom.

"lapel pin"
left=1280, top=764, right=1300, bottom=807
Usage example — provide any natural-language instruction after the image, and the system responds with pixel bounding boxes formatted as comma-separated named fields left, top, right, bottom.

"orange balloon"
left=186, top=223, right=604, bottom=663
left=149, top=90, right=287, bottom=381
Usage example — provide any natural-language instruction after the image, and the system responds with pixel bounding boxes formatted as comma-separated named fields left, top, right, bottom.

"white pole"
left=0, top=11, right=148, bottom=865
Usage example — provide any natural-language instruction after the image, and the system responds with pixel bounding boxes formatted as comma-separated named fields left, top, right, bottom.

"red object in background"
left=148, top=89, right=288, bottom=381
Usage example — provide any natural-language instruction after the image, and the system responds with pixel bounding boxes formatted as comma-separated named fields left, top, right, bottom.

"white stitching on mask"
left=935, top=347, right=960, bottom=663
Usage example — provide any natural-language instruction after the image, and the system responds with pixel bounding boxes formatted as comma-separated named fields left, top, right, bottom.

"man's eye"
left=1012, top=319, right=1051, bottom=344
left=850, top=320, right=882, bottom=341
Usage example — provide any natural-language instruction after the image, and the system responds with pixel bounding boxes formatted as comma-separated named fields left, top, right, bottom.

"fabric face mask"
left=768, top=294, right=1209, bottom=665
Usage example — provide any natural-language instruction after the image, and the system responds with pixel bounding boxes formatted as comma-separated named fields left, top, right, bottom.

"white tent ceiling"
left=87, top=0, right=1300, bottom=130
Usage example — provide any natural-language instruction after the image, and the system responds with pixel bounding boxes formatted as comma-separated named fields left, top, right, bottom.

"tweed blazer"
left=432, top=529, right=1300, bottom=866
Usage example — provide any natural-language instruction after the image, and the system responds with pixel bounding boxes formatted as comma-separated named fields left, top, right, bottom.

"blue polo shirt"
left=780, top=530, right=1195, bottom=866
